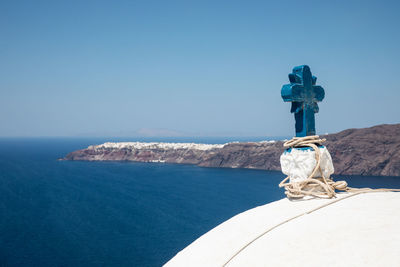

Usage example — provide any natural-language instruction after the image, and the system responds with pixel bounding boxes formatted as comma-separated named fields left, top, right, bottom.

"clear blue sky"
left=1, top=0, right=399, bottom=137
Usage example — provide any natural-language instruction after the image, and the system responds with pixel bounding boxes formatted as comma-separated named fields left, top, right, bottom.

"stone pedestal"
left=280, top=146, right=334, bottom=183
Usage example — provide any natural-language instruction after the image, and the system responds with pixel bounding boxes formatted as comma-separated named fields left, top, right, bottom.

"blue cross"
left=281, top=65, right=325, bottom=137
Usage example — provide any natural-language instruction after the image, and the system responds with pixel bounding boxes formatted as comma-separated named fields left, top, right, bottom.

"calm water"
left=1, top=138, right=399, bottom=266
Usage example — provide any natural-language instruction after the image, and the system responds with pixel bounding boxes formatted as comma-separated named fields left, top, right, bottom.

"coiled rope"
left=279, top=135, right=399, bottom=199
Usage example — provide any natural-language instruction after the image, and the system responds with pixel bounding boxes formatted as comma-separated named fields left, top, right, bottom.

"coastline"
left=63, top=124, right=400, bottom=177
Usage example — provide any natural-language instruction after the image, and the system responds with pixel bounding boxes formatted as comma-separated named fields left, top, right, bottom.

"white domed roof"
left=165, top=192, right=400, bottom=266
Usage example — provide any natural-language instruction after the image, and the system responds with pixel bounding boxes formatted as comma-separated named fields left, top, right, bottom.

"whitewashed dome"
left=165, top=192, right=400, bottom=266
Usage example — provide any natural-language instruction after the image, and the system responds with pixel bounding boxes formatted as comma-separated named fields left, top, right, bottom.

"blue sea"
left=1, top=137, right=400, bottom=266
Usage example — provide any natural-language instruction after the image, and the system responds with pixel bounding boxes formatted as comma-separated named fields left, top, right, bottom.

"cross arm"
left=312, top=85, right=325, bottom=102
left=281, top=84, right=304, bottom=102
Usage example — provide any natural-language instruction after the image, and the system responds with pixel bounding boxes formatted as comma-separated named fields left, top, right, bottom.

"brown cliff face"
left=197, top=141, right=283, bottom=171
left=323, top=124, right=400, bottom=176
left=64, top=124, right=400, bottom=176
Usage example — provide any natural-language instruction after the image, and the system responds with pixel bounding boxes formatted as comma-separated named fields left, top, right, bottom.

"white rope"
left=279, top=135, right=351, bottom=198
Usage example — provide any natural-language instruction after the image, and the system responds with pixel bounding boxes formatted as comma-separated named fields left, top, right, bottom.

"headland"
left=63, top=124, right=400, bottom=177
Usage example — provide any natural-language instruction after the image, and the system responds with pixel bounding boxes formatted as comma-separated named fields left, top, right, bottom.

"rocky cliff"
left=63, top=124, right=400, bottom=176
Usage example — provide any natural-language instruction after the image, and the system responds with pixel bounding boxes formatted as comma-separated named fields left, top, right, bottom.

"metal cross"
left=281, top=65, right=325, bottom=137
